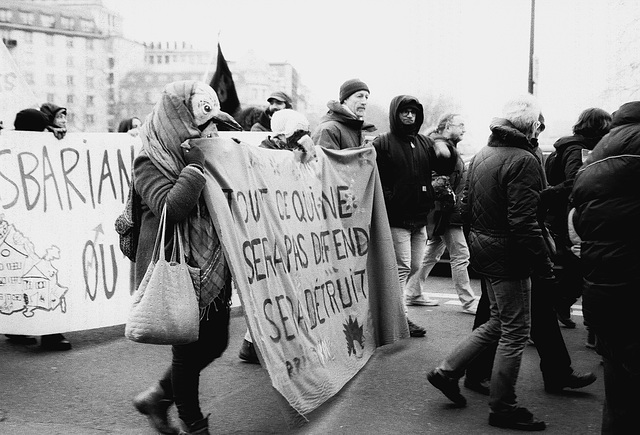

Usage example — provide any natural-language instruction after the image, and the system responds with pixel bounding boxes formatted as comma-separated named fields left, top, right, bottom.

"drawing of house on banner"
left=0, top=216, right=68, bottom=317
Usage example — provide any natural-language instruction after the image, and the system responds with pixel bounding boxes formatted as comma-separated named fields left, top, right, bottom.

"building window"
left=67, top=75, right=74, bottom=86
left=67, top=94, right=74, bottom=104
left=86, top=95, right=94, bottom=107
left=108, top=57, right=114, bottom=68
left=148, top=55, right=154, bottom=64
left=41, top=14, right=55, bottom=28
left=67, top=57, right=74, bottom=68
left=157, top=55, right=162, bottom=64
left=46, top=74, right=55, bottom=86
left=47, top=93, right=55, bottom=103
left=86, top=38, right=94, bottom=50
left=87, top=77, right=94, bottom=88
left=85, top=114, right=95, bottom=125
left=0, top=9, right=12, bottom=22
left=67, top=113, right=75, bottom=124
left=165, top=55, right=170, bottom=63
left=61, top=16, right=74, bottom=30
left=107, top=73, right=114, bottom=84
left=66, top=37, right=74, bottom=48
left=46, top=33, right=54, bottom=46
left=80, top=19, right=94, bottom=33
left=19, top=12, right=35, bottom=25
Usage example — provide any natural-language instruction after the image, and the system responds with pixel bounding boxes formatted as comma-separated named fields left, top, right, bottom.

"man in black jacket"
left=572, top=100, right=640, bottom=434
left=373, top=95, right=456, bottom=338
left=427, top=94, right=548, bottom=431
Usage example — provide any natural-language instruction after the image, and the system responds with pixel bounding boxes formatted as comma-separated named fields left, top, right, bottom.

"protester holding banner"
left=312, top=78, right=376, bottom=150
left=117, top=116, right=142, bottom=136
left=250, top=91, right=292, bottom=132
left=40, top=102, right=67, bottom=140
left=373, top=95, right=457, bottom=338
left=131, top=81, right=234, bottom=435
left=4, top=107, right=73, bottom=351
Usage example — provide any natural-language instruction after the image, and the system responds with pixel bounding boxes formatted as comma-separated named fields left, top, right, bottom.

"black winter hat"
left=14, top=108, right=48, bottom=132
left=339, top=79, right=369, bottom=103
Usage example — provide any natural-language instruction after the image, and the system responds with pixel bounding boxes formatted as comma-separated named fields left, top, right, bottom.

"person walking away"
left=541, top=108, right=612, bottom=331
left=373, top=95, right=457, bottom=338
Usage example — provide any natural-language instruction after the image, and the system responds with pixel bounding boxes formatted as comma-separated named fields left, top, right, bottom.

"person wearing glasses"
left=428, top=94, right=550, bottom=431
left=406, top=113, right=478, bottom=313
left=373, top=95, right=457, bottom=338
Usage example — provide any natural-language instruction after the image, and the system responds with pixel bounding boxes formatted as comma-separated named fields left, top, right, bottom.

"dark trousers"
left=159, top=302, right=230, bottom=425
left=466, top=275, right=573, bottom=385
left=552, top=250, right=583, bottom=318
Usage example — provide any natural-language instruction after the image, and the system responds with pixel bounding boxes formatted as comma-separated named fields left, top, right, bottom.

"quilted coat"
left=464, top=118, right=548, bottom=279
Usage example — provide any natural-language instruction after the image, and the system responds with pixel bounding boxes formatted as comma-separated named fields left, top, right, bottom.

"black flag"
left=210, top=43, right=240, bottom=116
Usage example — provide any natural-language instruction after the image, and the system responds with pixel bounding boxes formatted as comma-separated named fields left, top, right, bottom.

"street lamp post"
left=528, top=0, right=536, bottom=94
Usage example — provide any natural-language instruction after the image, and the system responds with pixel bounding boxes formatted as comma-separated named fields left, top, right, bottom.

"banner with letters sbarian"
left=201, top=138, right=408, bottom=415
left=0, top=131, right=139, bottom=335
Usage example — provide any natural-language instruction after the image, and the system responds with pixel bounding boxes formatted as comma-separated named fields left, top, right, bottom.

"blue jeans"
left=438, top=276, right=531, bottom=413
left=390, top=226, right=427, bottom=293
left=406, top=225, right=477, bottom=309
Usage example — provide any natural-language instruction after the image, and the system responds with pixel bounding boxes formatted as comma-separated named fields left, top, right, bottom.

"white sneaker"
left=406, top=295, right=440, bottom=306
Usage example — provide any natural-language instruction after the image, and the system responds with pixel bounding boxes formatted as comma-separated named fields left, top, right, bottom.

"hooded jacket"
left=464, top=118, right=548, bottom=278
left=373, top=95, right=457, bottom=229
left=311, top=100, right=376, bottom=150
left=40, top=103, right=66, bottom=126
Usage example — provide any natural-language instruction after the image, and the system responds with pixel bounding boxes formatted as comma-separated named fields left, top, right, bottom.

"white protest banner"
left=201, top=139, right=408, bottom=415
left=0, top=131, right=139, bottom=335
left=0, top=42, right=39, bottom=129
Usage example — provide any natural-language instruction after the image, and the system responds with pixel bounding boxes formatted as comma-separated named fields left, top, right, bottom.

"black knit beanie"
left=14, top=108, right=48, bottom=132
left=339, top=79, right=369, bottom=103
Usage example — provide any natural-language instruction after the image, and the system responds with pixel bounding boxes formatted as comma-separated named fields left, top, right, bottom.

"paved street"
left=0, top=276, right=604, bottom=434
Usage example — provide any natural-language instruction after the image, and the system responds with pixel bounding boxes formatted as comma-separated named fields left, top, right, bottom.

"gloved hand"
left=181, top=139, right=205, bottom=171
left=293, top=134, right=317, bottom=164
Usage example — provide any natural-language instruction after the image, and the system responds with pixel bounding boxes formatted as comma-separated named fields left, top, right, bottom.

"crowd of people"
left=4, top=78, right=637, bottom=435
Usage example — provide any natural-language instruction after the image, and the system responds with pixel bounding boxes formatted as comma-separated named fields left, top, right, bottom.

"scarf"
left=140, top=80, right=228, bottom=309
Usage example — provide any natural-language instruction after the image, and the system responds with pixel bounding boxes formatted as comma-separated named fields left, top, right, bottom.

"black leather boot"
left=133, top=384, right=178, bottom=434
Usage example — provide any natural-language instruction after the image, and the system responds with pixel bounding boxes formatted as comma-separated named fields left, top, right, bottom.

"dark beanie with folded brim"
left=339, top=79, right=370, bottom=103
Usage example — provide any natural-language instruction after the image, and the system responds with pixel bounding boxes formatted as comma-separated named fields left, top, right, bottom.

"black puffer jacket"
left=373, top=95, right=457, bottom=229
left=572, top=101, right=640, bottom=303
left=464, top=118, right=548, bottom=278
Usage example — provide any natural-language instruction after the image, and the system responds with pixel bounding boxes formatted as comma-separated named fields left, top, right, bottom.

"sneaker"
left=407, top=319, right=426, bottom=337
left=544, top=370, right=597, bottom=393
left=406, top=294, right=439, bottom=306
left=239, top=339, right=260, bottom=364
left=464, top=377, right=490, bottom=395
left=427, top=369, right=466, bottom=407
left=488, top=407, right=546, bottom=431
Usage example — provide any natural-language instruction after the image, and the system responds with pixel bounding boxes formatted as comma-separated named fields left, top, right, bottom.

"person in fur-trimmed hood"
left=311, top=78, right=376, bottom=150
left=131, top=80, right=239, bottom=435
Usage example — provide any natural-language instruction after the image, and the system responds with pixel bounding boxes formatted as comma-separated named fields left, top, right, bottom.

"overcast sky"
left=103, top=0, right=637, bottom=148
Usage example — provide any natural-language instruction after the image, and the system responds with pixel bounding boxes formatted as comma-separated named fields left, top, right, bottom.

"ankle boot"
left=133, top=384, right=178, bottom=434
left=179, top=414, right=210, bottom=435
